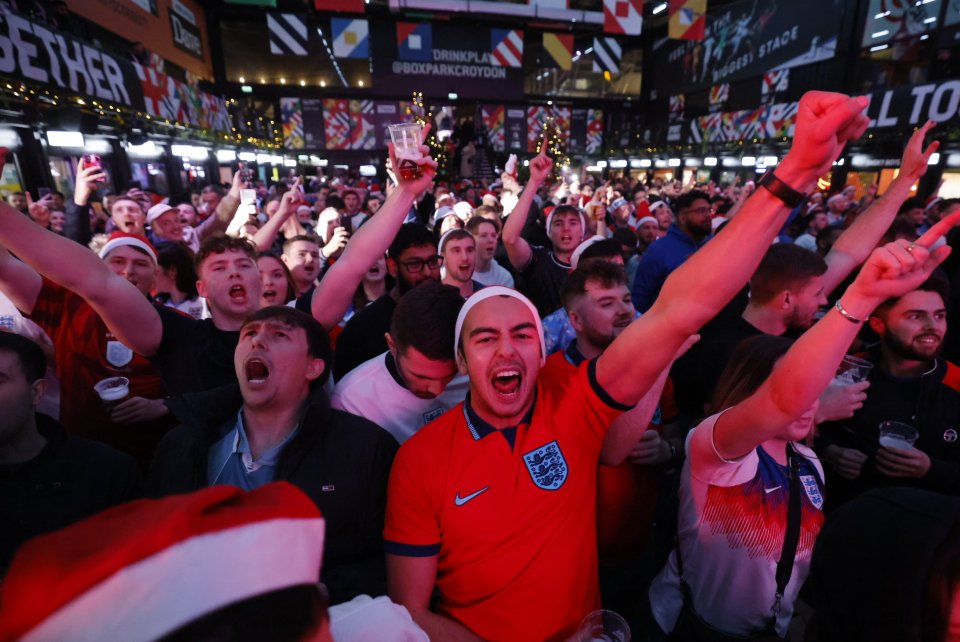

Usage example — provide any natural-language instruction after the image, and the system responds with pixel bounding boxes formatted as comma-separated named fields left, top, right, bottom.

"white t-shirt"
left=472, top=259, right=514, bottom=288
left=330, top=352, right=469, bottom=444
left=649, top=412, right=825, bottom=637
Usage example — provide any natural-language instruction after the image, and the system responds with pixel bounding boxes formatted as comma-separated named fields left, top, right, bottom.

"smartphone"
left=238, top=162, right=254, bottom=183
left=239, top=189, right=256, bottom=205
left=82, top=153, right=101, bottom=170
left=127, top=180, right=142, bottom=191
left=38, top=187, right=51, bottom=198
left=338, top=214, right=351, bottom=231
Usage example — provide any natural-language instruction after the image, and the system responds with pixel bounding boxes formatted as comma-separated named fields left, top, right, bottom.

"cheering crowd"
left=2, top=92, right=960, bottom=641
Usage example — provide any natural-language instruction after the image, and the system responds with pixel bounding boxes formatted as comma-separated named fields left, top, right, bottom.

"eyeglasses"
left=398, top=255, right=443, bottom=273
left=681, top=206, right=715, bottom=216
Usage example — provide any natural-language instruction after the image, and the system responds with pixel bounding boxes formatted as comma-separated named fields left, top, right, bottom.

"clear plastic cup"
left=878, top=420, right=919, bottom=451
left=834, top=354, right=874, bottom=385
left=94, top=376, right=129, bottom=408
left=577, top=609, right=631, bottom=642
left=388, top=123, right=423, bottom=180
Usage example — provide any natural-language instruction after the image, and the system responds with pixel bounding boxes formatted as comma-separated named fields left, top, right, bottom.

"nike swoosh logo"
left=764, top=486, right=782, bottom=494
left=454, top=486, right=490, bottom=506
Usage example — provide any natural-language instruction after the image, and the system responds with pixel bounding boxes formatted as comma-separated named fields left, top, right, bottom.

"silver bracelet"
left=834, top=299, right=864, bottom=324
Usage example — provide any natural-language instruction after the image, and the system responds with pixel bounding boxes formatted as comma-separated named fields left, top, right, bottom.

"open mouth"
left=262, top=288, right=277, bottom=303
left=458, top=263, right=471, bottom=272
left=368, top=266, right=381, bottom=276
left=245, top=358, right=270, bottom=384
left=229, top=284, right=247, bottom=301
left=491, top=368, right=522, bottom=397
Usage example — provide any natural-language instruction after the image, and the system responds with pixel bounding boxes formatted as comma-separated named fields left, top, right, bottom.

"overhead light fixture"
left=652, top=2, right=667, bottom=14
left=320, top=80, right=326, bottom=87
left=929, top=152, right=941, bottom=165
left=216, top=150, right=237, bottom=163
left=763, top=156, right=778, bottom=166
left=639, top=159, right=652, bottom=168
left=741, top=156, right=756, bottom=166
left=283, top=158, right=297, bottom=167
left=280, top=78, right=286, bottom=85
left=358, top=80, right=364, bottom=87
left=300, top=80, right=306, bottom=86
left=270, top=155, right=284, bottom=165
left=238, top=76, right=245, bottom=83
left=171, top=144, right=209, bottom=160
left=46, top=130, right=84, bottom=147
left=238, top=152, right=257, bottom=162
left=668, top=158, right=681, bottom=167
left=609, top=160, right=628, bottom=168
left=704, top=156, right=718, bottom=166
left=597, top=160, right=607, bottom=168
left=256, top=153, right=271, bottom=164
left=127, top=141, right=160, bottom=157
left=359, top=165, right=377, bottom=177
left=241, top=85, right=253, bottom=93
left=448, top=92, right=458, bottom=100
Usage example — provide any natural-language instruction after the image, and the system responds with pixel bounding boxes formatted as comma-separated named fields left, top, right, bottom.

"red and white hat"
left=0, top=483, right=326, bottom=642
left=97, top=231, right=158, bottom=265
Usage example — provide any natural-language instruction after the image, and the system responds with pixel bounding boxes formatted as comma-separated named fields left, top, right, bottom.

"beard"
left=885, top=330, right=943, bottom=362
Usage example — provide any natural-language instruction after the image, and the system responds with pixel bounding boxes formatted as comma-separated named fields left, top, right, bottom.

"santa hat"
left=0, top=483, right=325, bottom=642
left=454, top=286, right=545, bottom=364
left=97, top=232, right=158, bottom=265
left=636, top=215, right=658, bottom=227
left=545, top=208, right=586, bottom=239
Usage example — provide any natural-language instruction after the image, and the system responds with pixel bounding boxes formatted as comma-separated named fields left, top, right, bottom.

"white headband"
left=545, top=208, right=586, bottom=240
left=98, top=235, right=158, bottom=265
left=570, top=235, right=606, bottom=269
left=454, top=286, right=545, bottom=364
left=637, top=215, right=658, bottom=226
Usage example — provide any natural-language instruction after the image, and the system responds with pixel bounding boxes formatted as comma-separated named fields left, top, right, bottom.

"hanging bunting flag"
left=592, top=37, right=621, bottom=75
left=603, top=0, right=642, bottom=36
left=396, top=22, right=432, bottom=62
left=490, top=29, right=524, bottom=68
left=709, top=83, right=729, bottom=112
left=762, top=69, right=790, bottom=103
left=331, top=18, right=369, bottom=59
left=542, top=32, right=573, bottom=70
left=668, top=0, right=707, bottom=41
left=314, top=0, right=364, bottom=12
left=267, top=13, right=309, bottom=56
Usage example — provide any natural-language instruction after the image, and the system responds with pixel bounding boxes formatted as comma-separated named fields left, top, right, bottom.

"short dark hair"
left=709, top=335, right=794, bottom=415
left=157, top=243, right=199, bottom=298
left=578, top=238, right=623, bottom=263
left=241, top=306, right=332, bottom=385
left=388, top=223, right=436, bottom=260
left=390, top=281, right=464, bottom=360
left=195, top=236, right=258, bottom=274
left=899, top=198, right=925, bottom=214
left=158, top=584, right=326, bottom=642
left=673, top=190, right=711, bottom=214
left=610, top=227, right=638, bottom=250
left=201, top=184, right=223, bottom=196
left=561, top=261, right=628, bottom=312
left=465, top=215, right=499, bottom=234
left=873, top=273, right=950, bottom=321
left=749, top=244, right=828, bottom=305
left=282, top=235, right=320, bottom=253
left=550, top=204, right=580, bottom=222
left=0, top=332, right=47, bottom=383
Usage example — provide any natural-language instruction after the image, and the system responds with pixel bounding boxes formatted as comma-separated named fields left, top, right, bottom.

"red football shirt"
left=385, top=359, right=627, bottom=641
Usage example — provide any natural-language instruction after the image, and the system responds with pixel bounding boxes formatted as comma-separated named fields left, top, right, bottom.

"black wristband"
left=759, top=170, right=807, bottom=208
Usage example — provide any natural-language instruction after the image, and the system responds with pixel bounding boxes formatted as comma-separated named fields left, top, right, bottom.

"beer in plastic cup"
left=94, top=376, right=130, bottom=408
left=388, top=123, right=423, bottom=181
left=834, top=354, right=873, bottom=386
left=878, top=420, right=919, bottom=451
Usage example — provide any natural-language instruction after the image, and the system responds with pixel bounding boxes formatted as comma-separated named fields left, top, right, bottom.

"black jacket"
left=149, top=385, right=399, bottom=604
left=0, top=414, right=142, bottom=575
left=818, top=356, right=960, bottom=505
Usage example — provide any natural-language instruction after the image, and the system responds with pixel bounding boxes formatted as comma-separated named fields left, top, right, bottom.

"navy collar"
left=463, top=391, right=536, bottom=443
left=564, top=341, right=587, bottom=367
left=384, top=351, right=407, bottom=389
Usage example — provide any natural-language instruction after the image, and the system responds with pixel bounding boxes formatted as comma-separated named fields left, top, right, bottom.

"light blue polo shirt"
left=207, top=410, right=301, bottom=490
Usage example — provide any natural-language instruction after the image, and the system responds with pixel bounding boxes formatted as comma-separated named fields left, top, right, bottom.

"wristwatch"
left=758, top=170, right=807, bottom=208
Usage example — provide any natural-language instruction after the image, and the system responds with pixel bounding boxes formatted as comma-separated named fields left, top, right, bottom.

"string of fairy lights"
left=534, top=116, right=570, bottom=183
left=405, top=91, right=451, bottom=177
left=0, top=77, right=282, bottom=150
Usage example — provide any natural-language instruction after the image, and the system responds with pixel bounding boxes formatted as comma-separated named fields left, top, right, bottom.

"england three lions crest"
left=522, top=441, right=568, bottom=490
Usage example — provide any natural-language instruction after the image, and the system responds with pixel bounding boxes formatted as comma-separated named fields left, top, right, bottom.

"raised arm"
left=822, top=120, right=939, bottom=294
left=251, top=182, right=301, bottom=252
left=0, top=150, right=162, bottom=355
left=65, top=158, right=105, bottom=246
left=0, top=244, right=42, bottom=313
left=311, top=129, right=437, bottom=330
left=196, top=170, right=244, bottom=240
left=596, top=92, right=872, bottom=406
left=501, top=153, right=551, bottom=270
left=714, top=213, right=959, bottom=459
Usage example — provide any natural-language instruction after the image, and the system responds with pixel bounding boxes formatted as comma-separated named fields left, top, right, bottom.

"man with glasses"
left=333, top=223, right=442, bottom=381
left=631, top=190, right=713, bottom=313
